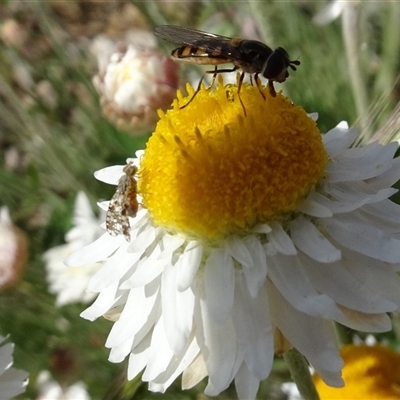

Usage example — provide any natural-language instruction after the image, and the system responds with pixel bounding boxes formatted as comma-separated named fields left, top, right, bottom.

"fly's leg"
left=180, top=66, right=239, bottom=110
left=254, top=73, right=266, bottom=100
left=236, top=71, right=247, bottom=117
left=267, top=80, right=277, bottom=97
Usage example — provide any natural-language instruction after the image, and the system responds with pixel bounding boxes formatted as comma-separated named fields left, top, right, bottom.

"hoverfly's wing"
left=155, top=25, right=232, bottom=45
left=155, top=25, right=241, bottom=58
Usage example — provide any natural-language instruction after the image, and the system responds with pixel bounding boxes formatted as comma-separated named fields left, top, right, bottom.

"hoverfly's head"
left=262, top=47, right=300, bottom=83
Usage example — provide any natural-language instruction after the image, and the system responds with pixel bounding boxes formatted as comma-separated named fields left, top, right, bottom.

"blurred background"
left=0, top=1, right=399, bottom=399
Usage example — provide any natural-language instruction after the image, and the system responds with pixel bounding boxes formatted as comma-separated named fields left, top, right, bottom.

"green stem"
left=246, top=0, right=273, bottom=43
left=283, top=348, right=320, bottom=400
left=341, top=3, right=371, bottom=140
left=374, top=2, right=400, bottom=98
left=334, top=322, right=353, bottom=346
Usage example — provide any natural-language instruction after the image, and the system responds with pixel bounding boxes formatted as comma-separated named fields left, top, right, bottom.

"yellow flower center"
left=138, top=77, right=328, bottom=242
left=314, top=344, right=400, bottom=399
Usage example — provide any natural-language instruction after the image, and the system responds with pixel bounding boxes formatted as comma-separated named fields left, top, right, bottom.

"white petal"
left=204, top=248, right=235, bottom=323
left=268, top=281, right=344, bottom=386
left=161, top=263, right=195, bottom=355
left=65, top=232, right=121, bottom=266
left=232, top=272, right=274, bottom=381
left=324, top=213, right=400, bottom=263
left=97, top=201, right=108, bottom=212
left=366, top=156, right=400, bottom=189
left=106, top=280, right=159, bottom=347
left=127, top=332, right=151, bottom=380
left=80, top=283, right=120, bottom=321
left=0, top=342, right=13, bottom=373
left=267, top=221, right=297, bottom=256
left=336, top=306, right=392, bottom=332
left=159, top=234, right=186, bottom=256
left=0, top=368, right=29, bottom=399
left=362, top=200, right=400, bottom=224
left=298, top=253, right=397, bottom=313
left=225, top=236, right=253, bottom=268
left=128, top=223, right=159, bottom=253
left=142, top=318, right=174, bottom=381
left=298, top=192, right=333, bottom=218
left=241, top=236, right=268, bottom=297
left=148, top=337, right=200, bottom=393
left=88, top=251, right=140, bottom=292
left=181, top=353, right=208, bottom=390
left=336, top=121, right=349, bottom=129
left=122, top=241, right=165, bottom=289
left=252, top=223, right=272, bottom=234
left=312, top=367, right=344, bottom=388
left=94, top=165, right=124, bottom=185
left=326, top=142, right=397, bottom=182
left=268, top=253, right=342, bottom=319
left=322, top=182, right=396, bottom=213
left=234, top=363, right=260, bottom=400
left=196, top=282, right=239, bottom=394
left=340, top=248, right=400, bottom=308
left=121, top=254, right=164, bottom=289
left=109, top=336, right=134, bottom=363
left=308, top=112, right=318, bottom=121
left=323, top=125, right=358, bottom=157
left=177, top=241, right=203, bottom=291
left=290, top=216, right=341, bottom=263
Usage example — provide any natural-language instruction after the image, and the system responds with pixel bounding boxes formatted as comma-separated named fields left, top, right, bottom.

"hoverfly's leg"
left=268, top=80, right=277, bottom=97
left=237, top=71, right=247, bottom=117
left=250, top=75, right=253, bottom=86
left=180, top=73, right=206, bottom=110
left=254, top=73, right=266, bottom=100
left=181, top=66, right=238, bottom=110
left=209, top=66, right=219, bottom=88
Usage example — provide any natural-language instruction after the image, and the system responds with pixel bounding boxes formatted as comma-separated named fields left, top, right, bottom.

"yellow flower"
left=139, top=76, right=327, bottom=241
left=314, top=344, right=400, bottom=399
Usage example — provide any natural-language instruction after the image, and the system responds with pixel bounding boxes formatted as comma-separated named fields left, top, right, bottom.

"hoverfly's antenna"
left=289, top=59, right=301, bottom=71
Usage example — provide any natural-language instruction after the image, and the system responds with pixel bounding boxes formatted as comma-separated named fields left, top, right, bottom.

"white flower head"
left=0, top=207, right=28, bottom=289
left=44, top=192, right=103, bottom=306
left=91, top=31, right=180, bottom=135
left=0, top=336, right=29, bottom=400
left=67, top=81, right=400, bottom=399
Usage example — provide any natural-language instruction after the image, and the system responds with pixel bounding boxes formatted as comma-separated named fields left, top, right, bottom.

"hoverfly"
left=154, top=25, right=300, bottom=114
left=106, top=162, right=139, bottom=242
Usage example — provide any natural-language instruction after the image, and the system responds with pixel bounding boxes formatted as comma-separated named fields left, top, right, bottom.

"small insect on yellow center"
left=139, top=78, right=328, bottom=242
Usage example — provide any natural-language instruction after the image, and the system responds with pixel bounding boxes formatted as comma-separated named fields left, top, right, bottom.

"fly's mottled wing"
left=106, top=164, right=138, bottom=242
left=155, top=25, right=241, bottom=60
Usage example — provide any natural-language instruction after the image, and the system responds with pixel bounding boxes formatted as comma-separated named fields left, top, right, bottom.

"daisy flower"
left=91, top=32, right=180, bottom=135
left=0, top=206, right=28, bottom=290
left=44, top=192, right=104, bottom=306
left=0, top=335, right=29, bottom=400
left=67, top=77, right=400, bottom=399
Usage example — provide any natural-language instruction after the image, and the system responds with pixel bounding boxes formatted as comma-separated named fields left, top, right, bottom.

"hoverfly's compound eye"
left=262, top=47, right=298, bottom=83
